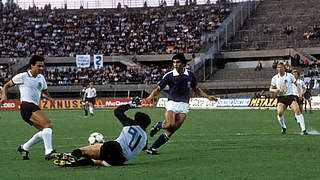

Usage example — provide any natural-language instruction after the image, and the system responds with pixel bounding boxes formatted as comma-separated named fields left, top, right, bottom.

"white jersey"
left=85, top=87, right=96, bottom=98
left=292, top=79, right=305, bottom=96
left=12, top=71, right=47, bottom=105
left=115, top=125, right=147, bottom=161
left=271, top=72, right=296, bottom=96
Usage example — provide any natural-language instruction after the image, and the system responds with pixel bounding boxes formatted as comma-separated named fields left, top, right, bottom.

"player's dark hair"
left=29, top=55, right=45, bottom=67
left=134, top=112, right=151, bottom=130
left=172, top=53, right=187, bottom=65
left=292, top=69, right=300, bottom=76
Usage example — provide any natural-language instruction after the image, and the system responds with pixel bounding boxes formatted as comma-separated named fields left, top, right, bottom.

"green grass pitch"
left=0, top=108, right=319, bottom=179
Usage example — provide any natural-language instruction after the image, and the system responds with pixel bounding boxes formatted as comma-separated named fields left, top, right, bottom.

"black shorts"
left=277, top=95, right=297, bottom=107
left=85, top=97, right=95, bottom=105
left=20, top=102, right=41, bottom=126
left=99, top=141, right=126, bottom=166
left=294, top=96, right=304, bottom=105
left=304, top=93, right=311, bottom=100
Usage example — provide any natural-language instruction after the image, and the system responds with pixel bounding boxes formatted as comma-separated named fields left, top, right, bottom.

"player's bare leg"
left=290, top=101, right=307, bottom=134
left=147, top=110, right=175, bottom=155
left=18, top=111, right=57, bottom=160
left=89, top=102, right=94, bottom=116
left=276, top=103, right=287, bottom=134
left=84, top=102, right=89, bottom=116
left=79, top=144, right=102, bottom=159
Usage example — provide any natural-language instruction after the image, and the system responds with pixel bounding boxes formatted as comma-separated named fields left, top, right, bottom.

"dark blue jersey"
left=304, top=86, right=312, bottom=99
left=80, top=89, right=86, bottom=99
left=158, top=68, right=197, bottom=103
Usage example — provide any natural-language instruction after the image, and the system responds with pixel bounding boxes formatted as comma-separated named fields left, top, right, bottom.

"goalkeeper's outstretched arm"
left=114, top=104, right=134, bottom=126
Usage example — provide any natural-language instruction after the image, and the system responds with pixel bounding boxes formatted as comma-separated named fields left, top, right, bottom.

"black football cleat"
left=281, top=128, right=286, bottom=134
left=17, top=145, right=30, bottom=160
left=302, top=130, right=309, bottom=135
left=45, top=149, right=58, bottom=160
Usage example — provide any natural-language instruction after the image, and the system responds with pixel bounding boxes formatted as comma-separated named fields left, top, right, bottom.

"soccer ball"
left=88, top=132, right=105, bottom=145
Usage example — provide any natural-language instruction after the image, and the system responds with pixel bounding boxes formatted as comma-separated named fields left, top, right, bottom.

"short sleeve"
left=158, top=73, right=170, bottom=89
left=190, top=72, right=197, bottom=88
left=271, top=76, right=276, bottom=87
left=11, top=73, right=24, bottom=85
left=42, top=76, right=48, bottom=90
left=290, top=74, right=296, bottom=83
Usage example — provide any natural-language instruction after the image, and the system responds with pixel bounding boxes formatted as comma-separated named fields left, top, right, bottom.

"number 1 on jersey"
left=128, top=127, right=142, bottom=151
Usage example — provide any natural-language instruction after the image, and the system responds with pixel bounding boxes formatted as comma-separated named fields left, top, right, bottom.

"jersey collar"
left=173, top=68, right=189, bottom=76
left=277, top=72, right=286, bottom=78
left=27, top=70, right=40, bottom=78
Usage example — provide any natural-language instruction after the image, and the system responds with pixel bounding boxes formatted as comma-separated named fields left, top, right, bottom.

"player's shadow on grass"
left=126, top=156, right=191, bottom=166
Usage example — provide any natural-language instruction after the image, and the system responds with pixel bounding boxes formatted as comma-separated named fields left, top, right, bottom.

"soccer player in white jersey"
left=80, top=84, right=87, bottom=116
left=292, top=70, right=306, bottom=113
left=0, top=55, right=58, bottom=160
left=83, top=82, right=96, bottom=116
left=144, top=53, right=219, bottom=155
left=269, top=63, right=308, bottom=135
left=53, top=97, right=150, bottom=167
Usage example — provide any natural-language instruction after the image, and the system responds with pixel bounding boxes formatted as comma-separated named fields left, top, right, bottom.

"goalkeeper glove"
left=129, top=96, right=142, bottom=108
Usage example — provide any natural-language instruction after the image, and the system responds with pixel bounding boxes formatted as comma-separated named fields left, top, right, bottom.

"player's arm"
left=294, top=82, right=302, bottom=98
left=269, top=85, right=280, bottom=94
left=145, top=86, right=161, bottom=103
left=193, top=87, right=219, bottom=102
left=114, top=104, right=136, bottom=126
left=42, top=90, right=55, bottom=104
left=83, top=92, right=87, bottom=101
left=0, top=80, right=14, bottom=105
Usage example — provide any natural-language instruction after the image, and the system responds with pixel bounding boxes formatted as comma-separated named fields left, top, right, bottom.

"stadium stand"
left=223, top=0, right=320, bottom=50
left=0, top=2, right=232, bottom=57
left=1, top=0, right=319, bottom=99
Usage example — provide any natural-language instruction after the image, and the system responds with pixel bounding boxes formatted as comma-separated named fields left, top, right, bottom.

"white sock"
left=42, top=128, right=53, bottom=155
left=23, top=131, right=43, bottom=151
left=89, top=106, right=93, bottom=114
left=277, top=115, right=286, bottom=129
left=295, top=114, right=306, bottom=131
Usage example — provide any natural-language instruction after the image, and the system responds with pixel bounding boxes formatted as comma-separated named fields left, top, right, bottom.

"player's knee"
left=44, top=122, right=53, bottom=129
left=166, top=126, right=176, bottom=133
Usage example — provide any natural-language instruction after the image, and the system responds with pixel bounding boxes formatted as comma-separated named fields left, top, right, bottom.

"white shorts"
left=165, top=100, right=189, bottom=114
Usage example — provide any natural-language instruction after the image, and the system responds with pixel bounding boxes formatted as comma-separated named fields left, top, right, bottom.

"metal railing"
left=193, top=0, right=261, bottom=80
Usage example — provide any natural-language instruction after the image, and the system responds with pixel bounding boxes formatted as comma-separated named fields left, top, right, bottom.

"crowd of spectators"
left=272, top=59, right=320, bottom=80
left=0, top=63, right=172, bottom=86
left=44, top=63, right=171, bottom=86
left=303, top=25, right=320, bottom=40
left=0, top=1, right=231, bottom=58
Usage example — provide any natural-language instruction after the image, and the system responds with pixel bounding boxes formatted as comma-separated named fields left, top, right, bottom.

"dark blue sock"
left=156, top=121, right=164, bottom=129
left=151, top=133, right=169, bottom=149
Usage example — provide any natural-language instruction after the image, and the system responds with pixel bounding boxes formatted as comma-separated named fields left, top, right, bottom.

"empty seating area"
left=223, top=0, right=320, bottom=51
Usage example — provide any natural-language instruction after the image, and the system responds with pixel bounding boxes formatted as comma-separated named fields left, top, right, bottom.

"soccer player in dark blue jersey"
left=145, top=53, right=219, bottom=155
left=304, top=81, right=312, bottom=113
